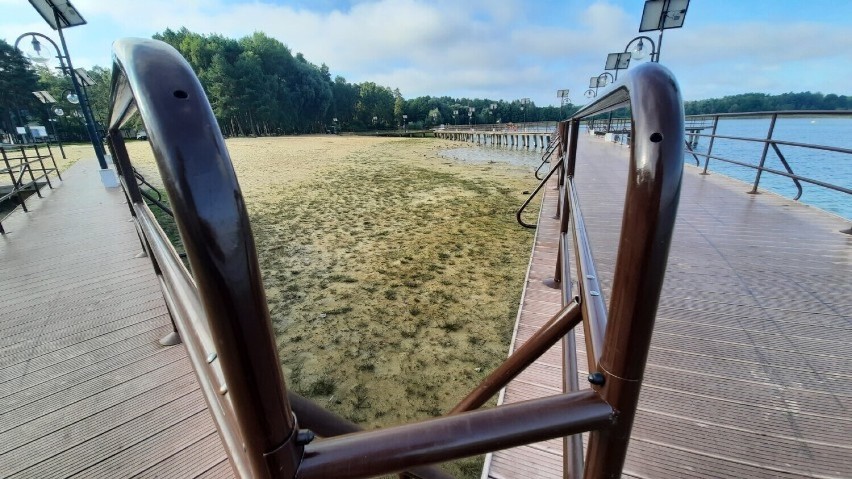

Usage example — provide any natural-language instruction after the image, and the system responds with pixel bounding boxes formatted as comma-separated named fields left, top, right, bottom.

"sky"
left=2, top=0, right=851, bottom=107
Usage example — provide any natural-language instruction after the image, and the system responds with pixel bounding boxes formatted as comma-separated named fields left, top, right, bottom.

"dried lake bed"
left=63, top=135, right=541, bottom=476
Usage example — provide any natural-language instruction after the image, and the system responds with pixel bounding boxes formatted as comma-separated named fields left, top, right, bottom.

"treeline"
left=684, top=92, right=850, bottom=115
left=153, top=28, right=574, bottom=135
left=5, top=32, right=851, bottom=142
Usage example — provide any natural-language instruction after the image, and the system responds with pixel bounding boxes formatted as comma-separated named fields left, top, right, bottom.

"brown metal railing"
left=682, top=111, right=852, bottom=202
left=439, top=121, right=558, bottom=132
left=584, top=111, right=852, bottom=210
left=108, top=38, right=683, bottom=479
left=534, top=130, right=561, bottom=180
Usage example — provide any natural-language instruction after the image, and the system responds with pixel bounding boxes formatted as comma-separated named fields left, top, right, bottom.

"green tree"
left=0, top=39, right=42, bottom=139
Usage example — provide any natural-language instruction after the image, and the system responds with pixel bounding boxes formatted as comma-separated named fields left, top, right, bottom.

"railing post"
left=565, top=119, right=580, bottom=177
left=110, top=38, right=303, bottom=478
left=749, top=113, right=777, bottom=194
left=700, top=115, right=719, bottom=175
left=583, top=65, right=684, bottom=477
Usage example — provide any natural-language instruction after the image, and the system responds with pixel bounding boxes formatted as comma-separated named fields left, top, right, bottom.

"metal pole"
left=749, top=113, right=777, bottom=194
left=46, top=110, right=66, bottom=158
left=701, top=115, right=719, bottom=175
left=54, top=10, right=107, bottom=170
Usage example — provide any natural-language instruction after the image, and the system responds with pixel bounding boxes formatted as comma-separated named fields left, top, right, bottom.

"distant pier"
left=435, top=124, right=554, bottom=149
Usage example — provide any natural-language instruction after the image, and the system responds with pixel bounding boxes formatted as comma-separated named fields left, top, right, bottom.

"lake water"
left=440, top=116, right=852, bottom=220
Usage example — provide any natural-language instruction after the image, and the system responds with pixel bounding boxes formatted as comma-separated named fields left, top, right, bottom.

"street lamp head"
left=631, top=38, right=647, bottom=60
left=28, top=35, right=50, bottom=63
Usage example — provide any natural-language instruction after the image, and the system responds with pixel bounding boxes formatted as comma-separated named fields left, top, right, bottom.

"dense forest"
left=684, top=92, right=851, bottom=115
left=1, top=29, right=850, bottom=142
left=152, top=28, right=570, bottom=135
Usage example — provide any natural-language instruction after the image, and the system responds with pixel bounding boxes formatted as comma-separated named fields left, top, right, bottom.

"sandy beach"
left=62, top=135, right=540, bottom=476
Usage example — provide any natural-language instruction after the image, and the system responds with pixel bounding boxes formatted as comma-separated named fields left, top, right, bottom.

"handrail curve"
left=550, top=62, right=684, bottom=477
left=107, top=38, right=684, bottom=479
left=108, top=38, right=299, bottom=477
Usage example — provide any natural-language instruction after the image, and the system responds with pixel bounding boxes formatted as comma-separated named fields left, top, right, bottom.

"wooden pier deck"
left=2, top=138, right=850, bottom=479
left=486, top=136, right=851, bottom=478
left=0, top=161, right=232, bottom=478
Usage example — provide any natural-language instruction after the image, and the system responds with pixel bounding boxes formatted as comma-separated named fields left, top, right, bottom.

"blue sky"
left=2, top=0, right=851, bottom=107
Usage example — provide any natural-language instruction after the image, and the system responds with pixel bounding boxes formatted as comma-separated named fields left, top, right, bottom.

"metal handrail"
left=517, top=156, right=564, bottom=228
left=594, top=111, right=851, bottom=204
left=108, top=38, right=297, bottom=478
left=133, top=168, right=175, bottom=217
left=439, top=121, right=557, bottom=132
left=549, top=62, right=684, bottom=477
left=534, top=132, right=560, bottom=180
left=107, top=39, right=683, bottom=479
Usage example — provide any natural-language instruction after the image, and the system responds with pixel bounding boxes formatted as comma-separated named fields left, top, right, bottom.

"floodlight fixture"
left=33, top=90, right=58, bottom=103
left=639, top=0, right=689, bottom=32
left=28, top=0, right=87, bottom=30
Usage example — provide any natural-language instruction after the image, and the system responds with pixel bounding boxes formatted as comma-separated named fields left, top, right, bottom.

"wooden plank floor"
left=0, top=160, right=233, bottom=478
left=486, top=136, right=852, bottom=478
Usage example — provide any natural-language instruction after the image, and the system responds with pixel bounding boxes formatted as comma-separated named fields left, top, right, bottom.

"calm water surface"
left=440, top=117, right=851, bottom=220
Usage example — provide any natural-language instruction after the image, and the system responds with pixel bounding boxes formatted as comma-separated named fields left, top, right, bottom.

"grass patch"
left=118, top=136, right=538, bottom=478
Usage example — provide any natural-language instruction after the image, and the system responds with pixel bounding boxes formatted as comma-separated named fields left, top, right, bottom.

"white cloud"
left=3, top=1, right=850, bottom=105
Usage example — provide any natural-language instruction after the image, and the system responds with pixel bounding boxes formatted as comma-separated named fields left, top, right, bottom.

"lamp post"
left=32, top=90, right=66, bottom=158
left=18, top=0, right=114, bottom=187
left=596, top=73, right=616, bottom=131
left=628, top=0, right=690, bottom=63
left=520, top=98, right=529, bottom=131
left=557, top=90, right=571, bottom=120
left=586, top=76, right=605, bottom=99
